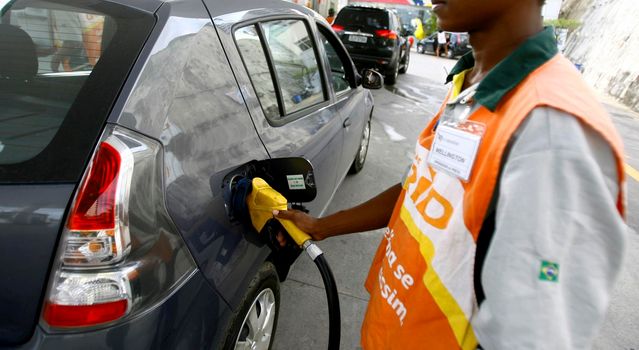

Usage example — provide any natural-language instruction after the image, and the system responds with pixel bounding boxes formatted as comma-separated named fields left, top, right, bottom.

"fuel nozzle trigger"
left=246, top=178, right=313, bottom=247
left=259, top=218, right=302, bottom=271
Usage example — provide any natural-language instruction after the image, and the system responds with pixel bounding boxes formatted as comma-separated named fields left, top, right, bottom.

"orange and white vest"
left=361, top=54, right=626, bottom=350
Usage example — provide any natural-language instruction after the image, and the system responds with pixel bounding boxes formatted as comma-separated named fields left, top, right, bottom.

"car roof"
left=105, top=0, right=318, bottom=18
left=341, top=5, right=391, bottom=13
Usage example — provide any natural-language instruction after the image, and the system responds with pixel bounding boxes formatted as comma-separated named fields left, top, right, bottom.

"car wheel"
left=417, top=45, right=424, bottom=54
left=349, top=119, right=371, bottom=174
left=385, top=61, right=399, bottom=85
left=399, top=49, right=409, bottom=74
left=223, top=262, right=280, bottom=350
left=447, top=49, right=455, bottom=59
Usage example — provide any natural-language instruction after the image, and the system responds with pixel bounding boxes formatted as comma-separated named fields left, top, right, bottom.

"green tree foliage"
left=424, top=15, right=438, bottom=36
left=544, top=18, right=581, bottom=31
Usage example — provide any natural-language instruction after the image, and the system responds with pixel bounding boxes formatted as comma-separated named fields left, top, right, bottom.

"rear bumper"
left=350, top=53, right=398, bottom=73
left=8, top=270, right=232, bottom=350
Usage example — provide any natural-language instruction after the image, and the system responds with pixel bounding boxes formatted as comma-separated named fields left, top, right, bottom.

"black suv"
left=332, top=6, right=410, bottom=84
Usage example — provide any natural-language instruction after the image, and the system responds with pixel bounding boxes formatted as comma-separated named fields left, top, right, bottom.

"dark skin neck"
left=463, top=6, right=543, bottom=90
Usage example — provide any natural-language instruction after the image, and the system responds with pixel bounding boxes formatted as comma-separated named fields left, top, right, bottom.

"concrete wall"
left=563, top=0, right=639, bottom=112
left=559, top=0, right=593, bottom=19
left=542, top=0, right=563, bottom=20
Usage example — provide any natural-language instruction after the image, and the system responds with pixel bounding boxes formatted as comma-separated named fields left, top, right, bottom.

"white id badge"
left=427, top=120, right=486, bottom=181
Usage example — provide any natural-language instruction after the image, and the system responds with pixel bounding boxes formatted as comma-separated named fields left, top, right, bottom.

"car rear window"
left=0, top=0, right=154, bottom=183
left=334, top=8, right=389, bottom=30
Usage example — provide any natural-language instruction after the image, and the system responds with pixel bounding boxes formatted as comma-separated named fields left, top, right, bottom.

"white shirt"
left=472, top=106, right=627, bottom=349
left=437, top=32, right=447, bottom=44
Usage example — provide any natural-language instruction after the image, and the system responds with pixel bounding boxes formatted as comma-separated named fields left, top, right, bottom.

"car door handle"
left=343, top=118, right=352, bottom=128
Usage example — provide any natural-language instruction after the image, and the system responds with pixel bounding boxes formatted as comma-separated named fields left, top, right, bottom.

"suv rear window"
left=334, top=8, right=389, bottom=30
left=0, top=0, right=154, bottom=183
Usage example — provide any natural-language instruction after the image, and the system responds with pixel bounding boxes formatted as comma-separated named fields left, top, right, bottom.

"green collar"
left=446, top=27, right=558, bottom=111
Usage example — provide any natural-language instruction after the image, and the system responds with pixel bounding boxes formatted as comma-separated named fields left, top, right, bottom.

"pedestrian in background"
left=436, top=29, right=448, bottom=57
left=275, top=0, right=627, bottom=348
left=326, top=8, right=336, bottom=24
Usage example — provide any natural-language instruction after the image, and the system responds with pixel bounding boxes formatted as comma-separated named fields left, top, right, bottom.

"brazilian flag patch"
left=539, top=261, right=559, bottom=282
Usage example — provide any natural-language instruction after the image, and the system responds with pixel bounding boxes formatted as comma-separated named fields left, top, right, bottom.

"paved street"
left=273, top=50, right=639, bottom=349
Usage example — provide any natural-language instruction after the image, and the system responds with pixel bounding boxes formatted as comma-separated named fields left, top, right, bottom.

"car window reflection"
left=261, top=20, right=325, bottom=115
left=235, top=25, right=280, bottom=119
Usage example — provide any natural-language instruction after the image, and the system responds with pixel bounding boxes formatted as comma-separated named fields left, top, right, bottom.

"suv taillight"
left=375, top=29, right=397, bottom=40
left=332, top=24, right=344, bottom=32
left=43, top=125, right=196, bottom=329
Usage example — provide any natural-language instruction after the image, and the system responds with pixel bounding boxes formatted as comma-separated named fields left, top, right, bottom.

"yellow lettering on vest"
left=405, top=163, right=418, bottom=188
left=410, top=175, right=431, bottom=204
left=408, top=166, right=453, bottom=230
left=409, top=166, right=436, bottom=202
left=416, top=189, right=453, bottom=230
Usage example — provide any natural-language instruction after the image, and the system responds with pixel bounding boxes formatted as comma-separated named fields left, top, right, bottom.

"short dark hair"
left=328, top=8, right=335, bottom=15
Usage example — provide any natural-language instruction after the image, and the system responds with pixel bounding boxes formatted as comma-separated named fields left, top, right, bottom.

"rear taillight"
left=44, top=300, right=128, bottom=327
left=332, top=24, right=344, bottom=32
left=68, top=142, right=120, bottom=231
left=44, top=135, right=134, bottom=327
left=43, top=270, right=133, bottom=327
left=63, top=139, right=133, bottom=267
left=43, top=125, right=196, bottom=329
left=375, top=29, right=397, bottom=40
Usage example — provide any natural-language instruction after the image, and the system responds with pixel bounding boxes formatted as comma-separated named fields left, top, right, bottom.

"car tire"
left=385, top=61, right=398, bottom=85
left=222, top=262, right=280, bottom=350
left=349, top=119, right=371, bottom=174
left=399, top=49, right=409, bottom=74
left=447, top=49, right=455, bottom=59
left=417, top=45, right=424, bottom=54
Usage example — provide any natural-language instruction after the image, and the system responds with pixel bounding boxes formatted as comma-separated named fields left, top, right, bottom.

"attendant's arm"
left=274, top=183, right=402, bottom=241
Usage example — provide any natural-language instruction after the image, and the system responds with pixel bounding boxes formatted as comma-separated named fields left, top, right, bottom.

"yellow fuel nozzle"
left=246, top=177, right=312, bottom=247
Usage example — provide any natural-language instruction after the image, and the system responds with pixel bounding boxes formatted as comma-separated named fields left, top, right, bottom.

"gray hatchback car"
left=0, top=0, right=379, bottom=348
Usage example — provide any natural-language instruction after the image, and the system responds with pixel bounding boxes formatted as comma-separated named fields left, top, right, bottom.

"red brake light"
left=375, top=29, right=397, bottom=40
left=44, top=300, right=128, bottom=327
left=43, top=126, right=194, bottom=331
left=332, top=24, right=344, bottom=32
left=68, top=142, right=121, bottom=231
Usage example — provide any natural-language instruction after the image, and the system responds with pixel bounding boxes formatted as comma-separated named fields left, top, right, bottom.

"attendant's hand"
left=273, top=209, right=325, bottom=242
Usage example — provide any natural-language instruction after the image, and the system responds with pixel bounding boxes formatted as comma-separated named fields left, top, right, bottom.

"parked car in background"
left=0, top=0, right=380, bottom=348
left=332, top=5, right=410, bottom=84
left=416, top=32, right=471, bottom=59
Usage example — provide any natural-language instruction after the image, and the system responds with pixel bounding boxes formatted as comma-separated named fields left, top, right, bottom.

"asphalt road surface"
left=273, top=50, right=639, bottom=350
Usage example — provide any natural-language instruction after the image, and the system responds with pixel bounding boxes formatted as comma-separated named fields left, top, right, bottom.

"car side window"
left=235, top=25, right=280, bottom=120
left=235, top=19, right=326, bottom=122
left=261, top=20, right=325, bottom=115
left=318, top=30, right=350, bottom=94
